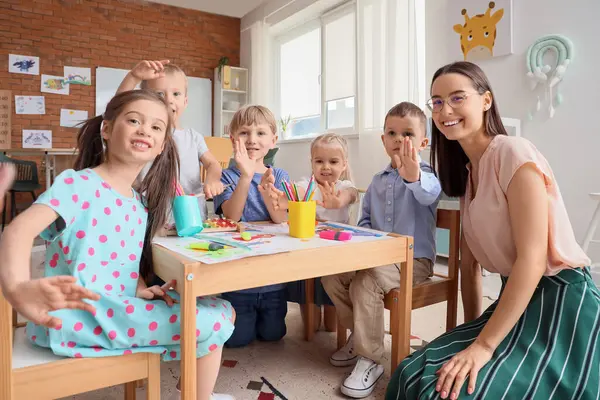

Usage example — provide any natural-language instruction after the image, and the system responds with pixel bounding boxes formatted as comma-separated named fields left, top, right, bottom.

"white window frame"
left=273, top=1, right=358, bottom=141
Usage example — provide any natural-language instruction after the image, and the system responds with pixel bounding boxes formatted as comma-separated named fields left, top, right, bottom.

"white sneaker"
left=330, top=333, right=358, bottom=367
left=340, top=356, right=384, bottom=398
left=176, top=386, right=235, bottom=400
left=211, top=394, right=235, bottom=400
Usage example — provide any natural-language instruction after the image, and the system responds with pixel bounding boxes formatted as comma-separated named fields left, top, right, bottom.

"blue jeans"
left=221, top=289, right=287, bottom=348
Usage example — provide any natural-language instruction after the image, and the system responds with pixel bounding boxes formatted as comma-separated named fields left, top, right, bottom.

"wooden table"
left=152, top=232, right=413, bottom=400
left=2, top=148, right=78, bottom=188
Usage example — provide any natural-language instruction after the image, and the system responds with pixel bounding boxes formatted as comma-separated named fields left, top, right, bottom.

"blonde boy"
left=213, top=105, right=290, bottom=348
left=117, top=60, right=223, bottom=198
left=322, top=102, right=441, bottom=398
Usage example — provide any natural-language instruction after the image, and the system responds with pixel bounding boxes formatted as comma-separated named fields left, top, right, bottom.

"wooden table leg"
left=44, top=153, right=51, bottom=189
left=304, top=278, right=316, bottom=341
left=180, top=268, right=197, bottom=400
left=124, top=381, right=136, bottom=400
left=394, top=239, right=414, bottom=369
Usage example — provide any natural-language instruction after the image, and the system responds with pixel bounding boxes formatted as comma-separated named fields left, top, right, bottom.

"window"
left=274, top=3, right=356, bottom=139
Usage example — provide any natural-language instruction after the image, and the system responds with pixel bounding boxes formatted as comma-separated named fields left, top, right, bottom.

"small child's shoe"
left=330, top=333, right=357, bottom=367
left=176, top=384, right=235, bottom=400
left=341, top=356, right=384, bottom=398
left=210, top=394, right=235, bottom=400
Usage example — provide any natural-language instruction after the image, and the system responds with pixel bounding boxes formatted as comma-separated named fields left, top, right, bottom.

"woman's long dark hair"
left=430, top=61, right=508, bottom=197
left=74, top=90, right=179, bottom=282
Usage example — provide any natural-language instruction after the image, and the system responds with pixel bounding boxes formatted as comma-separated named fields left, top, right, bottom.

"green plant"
left=279, top=114, right=292, bottom=134
left=217, top=56, right=229, bottom=81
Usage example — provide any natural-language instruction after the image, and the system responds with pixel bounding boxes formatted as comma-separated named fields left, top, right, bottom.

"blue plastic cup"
left=173, top=195, right=204, bottom=237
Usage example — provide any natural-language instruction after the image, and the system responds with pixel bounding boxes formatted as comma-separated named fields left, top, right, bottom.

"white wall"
left=427, top=0, right=599, bottom=261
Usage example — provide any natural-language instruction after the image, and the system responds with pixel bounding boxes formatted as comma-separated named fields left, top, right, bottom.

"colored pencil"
left=303, top=175, right=314, bottom=201
left=281, top=181, right=292, bottom=201
left=285, top=181, right=296, bottom=201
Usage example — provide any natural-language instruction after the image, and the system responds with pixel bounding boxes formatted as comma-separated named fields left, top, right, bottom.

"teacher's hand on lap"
left=435, top=339, right=493, bottom=399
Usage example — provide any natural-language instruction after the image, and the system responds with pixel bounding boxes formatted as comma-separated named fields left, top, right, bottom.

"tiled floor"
left=22, top=250, right=502, bottom=400
left=55, top=292, right=496, bottom=400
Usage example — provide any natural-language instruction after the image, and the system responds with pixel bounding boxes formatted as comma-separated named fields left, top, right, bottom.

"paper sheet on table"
left=152, top=222, right=393, bottom=264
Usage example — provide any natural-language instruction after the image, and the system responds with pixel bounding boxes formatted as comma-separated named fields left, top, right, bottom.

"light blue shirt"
left=358, top=162, right=441, bottom=262
left=214, top=166, right=290, bottom=293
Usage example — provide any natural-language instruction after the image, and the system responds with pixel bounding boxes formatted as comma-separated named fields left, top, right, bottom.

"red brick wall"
left=0, top=0, right=240, bottom=190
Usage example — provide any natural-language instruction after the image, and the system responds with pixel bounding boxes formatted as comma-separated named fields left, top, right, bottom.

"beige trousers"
left=321, top=258, right=433, bottom=363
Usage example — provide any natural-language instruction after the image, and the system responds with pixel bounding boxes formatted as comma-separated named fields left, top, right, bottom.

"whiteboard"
left=95, top=67, right=212, bottom=136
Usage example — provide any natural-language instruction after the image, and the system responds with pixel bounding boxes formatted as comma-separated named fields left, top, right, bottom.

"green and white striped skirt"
left=386, top=267, right=600, bottom=400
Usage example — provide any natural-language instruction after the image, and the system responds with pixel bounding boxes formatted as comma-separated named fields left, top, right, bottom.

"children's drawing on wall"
left=15, top=96, right=45, bottom=115
left=8, top=54, right=40, bottom=75
left=60, top=109, right=89, bottom=128
left=64, top=66, right=92, bottom=86
left=22, top=129, right=52, bottom=149
left=41, top=74, right=69, bottom=95
left=450, top=1, right=513, bottom=62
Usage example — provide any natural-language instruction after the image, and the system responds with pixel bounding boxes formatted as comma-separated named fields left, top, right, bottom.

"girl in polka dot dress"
left=0, top=90, right=235, bottom=400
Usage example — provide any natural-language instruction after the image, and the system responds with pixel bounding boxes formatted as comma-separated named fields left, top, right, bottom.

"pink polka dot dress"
left=26, top=169, right=234, bottom=360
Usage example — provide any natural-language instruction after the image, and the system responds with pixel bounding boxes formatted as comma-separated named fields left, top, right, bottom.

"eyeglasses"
left=426, top=92, right=477, bottom=113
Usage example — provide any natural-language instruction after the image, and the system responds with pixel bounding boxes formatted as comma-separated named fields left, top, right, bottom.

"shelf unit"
left=213, top=66, right=248, bottom=137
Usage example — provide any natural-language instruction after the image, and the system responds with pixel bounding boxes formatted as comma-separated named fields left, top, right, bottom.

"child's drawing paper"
left=22, top=129, right=52, bottom=148
left=9, top=54, right=39, bottom=75
left=60, top=109, right=88, bottom=127
left=64, top=66, right=91, bottom=85
left=15, top=96, right=45, bottom=115
left=41, top=74, right=69, bottom=95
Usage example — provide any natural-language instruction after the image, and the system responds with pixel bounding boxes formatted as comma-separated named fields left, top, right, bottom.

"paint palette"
left=166, top=218, right=242, bottom=236
left=201, top=218, right=241, bottom=233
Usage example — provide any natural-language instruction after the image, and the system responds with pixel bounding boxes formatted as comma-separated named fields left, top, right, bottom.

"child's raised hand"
left=203, top=179, right=224, bottom=199
left=317, top=181, right=344, bottom=209
left=6, top=276, right=100, bottom=329
left=258, top=171, right=288, bottom=210
left=130, top=60, right=170, bottom=81
left=234, top=138, right=256, bottom=179
left=136, top=279, right=178, bottom=307
left=0, top=162, right=15, bottom=210
left=260, top=167, right=275, bottom=187
left=393, top=137, right=421, bottom=183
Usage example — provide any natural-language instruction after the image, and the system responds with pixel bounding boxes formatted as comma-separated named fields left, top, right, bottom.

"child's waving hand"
left=393, top=137, right=421, bottom=183
left=234, top=138, right=256, bottom=179
left=317, top=181, right=344, bottom=209
left=6, top=277, right=100, bottom=329
left=258, top=168, right=286, bottom=209
left=130, top=60, right=171, bottom=81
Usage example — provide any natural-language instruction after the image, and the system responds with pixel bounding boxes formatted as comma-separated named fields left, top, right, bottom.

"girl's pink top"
left=460, top=135, right=590, bottom=276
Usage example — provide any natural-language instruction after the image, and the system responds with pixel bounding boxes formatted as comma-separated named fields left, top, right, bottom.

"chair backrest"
left=349, top=188, right=367, bottom=226
left=0, top=155, right=39, bottom=185
left=202, top=137, right=233, bottom=181
left=435, top=208, right=460, bottom=282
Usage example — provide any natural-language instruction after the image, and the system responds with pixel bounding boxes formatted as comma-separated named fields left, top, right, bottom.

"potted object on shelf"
left=217, top=56, right=230, bottom=89
left=279, top=114, right=292, bottom=140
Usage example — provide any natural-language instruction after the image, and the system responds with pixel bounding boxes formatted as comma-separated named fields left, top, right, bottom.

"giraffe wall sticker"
left=451, top=1, right=513, bottom=62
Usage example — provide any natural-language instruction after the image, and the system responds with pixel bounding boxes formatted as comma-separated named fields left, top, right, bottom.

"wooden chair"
left=334, top=208, right=460, bottom=370
left=1, top=292, right=161, bottom=399
left=1, top=154, right=42, bottom=231
left=201, top=137, right=233, bottom=182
